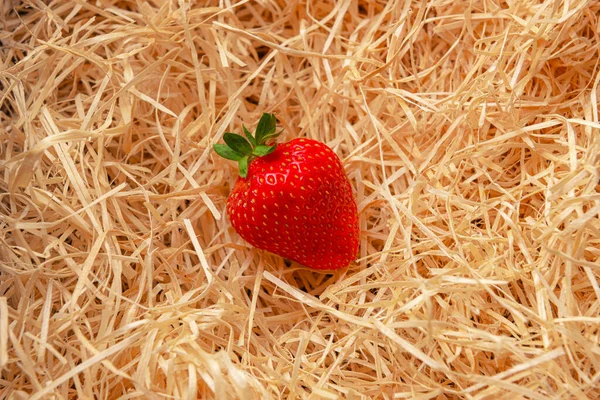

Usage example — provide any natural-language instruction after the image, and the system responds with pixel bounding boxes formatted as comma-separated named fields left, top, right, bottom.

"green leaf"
left=253, top=144, right=277, bottom=156
left=259, top=128, right=283, bottom=144
left=242, top=125, right=256, bottom=146
left=223, top=133, right=252, bottom=156
left=239, top=155, right=249, bottom=178
left=255, top=113, right=277, bottom=145
left=213, top=144, right=243, bottom=161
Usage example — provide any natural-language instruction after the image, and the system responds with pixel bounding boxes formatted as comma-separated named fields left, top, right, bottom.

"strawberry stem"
left=213, top=113, right=281, bottom=178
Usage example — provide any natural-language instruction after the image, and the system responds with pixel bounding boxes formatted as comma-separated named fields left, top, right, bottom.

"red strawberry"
left=214, top=113, right=359, bottom=270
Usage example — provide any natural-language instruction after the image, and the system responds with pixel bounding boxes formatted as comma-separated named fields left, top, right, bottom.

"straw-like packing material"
left=1, top=0, right=599, bottom=398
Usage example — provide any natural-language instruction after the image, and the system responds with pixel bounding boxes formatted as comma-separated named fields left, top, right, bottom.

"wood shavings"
left=1, top=0, right=600, bottom=398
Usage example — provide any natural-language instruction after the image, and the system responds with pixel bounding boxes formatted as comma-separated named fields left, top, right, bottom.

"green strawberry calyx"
left=213, top=113, right=282, bottom=178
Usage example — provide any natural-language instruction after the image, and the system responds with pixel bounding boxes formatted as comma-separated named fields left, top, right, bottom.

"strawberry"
left=214, top=113, right=359, bottom=270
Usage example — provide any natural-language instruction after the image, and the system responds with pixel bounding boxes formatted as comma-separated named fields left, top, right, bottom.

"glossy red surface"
left=227, top=138, right=359, bottom=270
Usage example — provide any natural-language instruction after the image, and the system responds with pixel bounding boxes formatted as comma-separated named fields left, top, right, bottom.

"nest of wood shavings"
left=2, top=0, right=600, bottom=398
